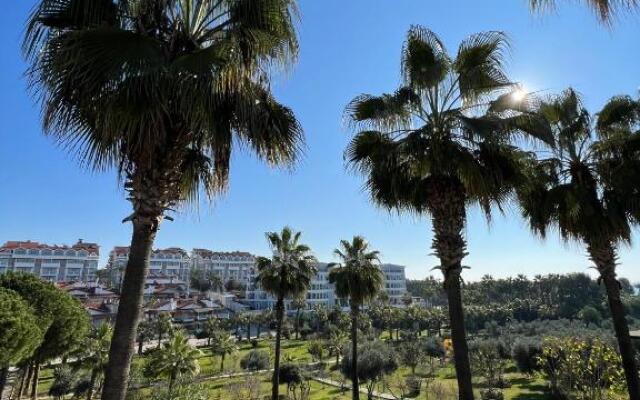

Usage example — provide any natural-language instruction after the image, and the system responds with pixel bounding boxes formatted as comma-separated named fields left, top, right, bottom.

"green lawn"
left=33, top=338, right=609, bottom=400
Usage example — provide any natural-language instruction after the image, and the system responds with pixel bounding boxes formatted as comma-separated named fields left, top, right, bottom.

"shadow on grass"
left=509, top=377, right=551, bottom=400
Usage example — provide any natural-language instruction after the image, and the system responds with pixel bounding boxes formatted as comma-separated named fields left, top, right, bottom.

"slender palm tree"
left=207, top=272, right=224, bottom=293
left=328, top=236, right=384, bottom=400
left=292, top=296, right=306, bottom=340
left=529, top=0, right=639, bottom=23
left=151, top=330, right=201, bottom=393
left=203, top=317, right=219, bottom=347
left=23, top=2, right=301, bottom=399
left=345, top=27, right=548, bottom=400
left=255, top=227, right=316, bottom=400
left=517, top=89, right=640, bottom=399
left=155, top=313, right=173, bottom=349
left=82, top=324, right=112, bottom=400
left=136, top=320, right=153, bottom=355
left=210, top=331, right=238, bottom=373
left=327, top=327, right=348, bottom=365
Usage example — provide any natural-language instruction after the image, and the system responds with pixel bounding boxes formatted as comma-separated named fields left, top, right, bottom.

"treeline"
left=407, top=273, right=640, bottom=332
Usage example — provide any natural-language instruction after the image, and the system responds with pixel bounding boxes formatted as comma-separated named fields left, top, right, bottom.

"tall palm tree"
left=207, top=272, right=224, bottom=293
left=24, top=2, right=302, bottom=399
left=328, top=236, right=384, bottom=400
left=292, top=296, right=306, bottom=340
left=155, top=313, right=173, bottom=349
left=151, top=330, right=202, bottom=393
left=517, top=89, right=640, bottom=399
left=136, top=320, right=153, bottom=355
left=255, top=227, right=316, bottom=400
left=210, top=331, right=238, bottom=373
left=529, top=0, right=639, bottom=23
left=82, top=324, right=112, bottom=400
left=345, top=27, right=549, bottom=400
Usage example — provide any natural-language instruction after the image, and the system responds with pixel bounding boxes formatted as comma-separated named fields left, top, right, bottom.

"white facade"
left=381, top=263, right=408, bottom=305
left=191, top=249, right=254, bottom=285
left=107, top=246, right=190, bottom=289
left=0, top=240, right=99, bottom=283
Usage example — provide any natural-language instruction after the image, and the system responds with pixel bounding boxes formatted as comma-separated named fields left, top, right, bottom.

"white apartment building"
left=0, top=240, right=99, bottom=283
left=191, top=249, right=254, bottom=285
left=245, top=262, right=336, bottom=311
left=107, top=246, right=190, bottom=289
left=381, top=263, right=408, bottom=305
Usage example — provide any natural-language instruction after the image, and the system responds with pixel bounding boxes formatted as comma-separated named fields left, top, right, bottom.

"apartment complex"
left=191, top=249, right=255, bottom=285
left=0, top=240, right=99, bottom=283
left=381, top=263, right=408, bottom=305
left=246, top=262, right=337, bottom=310
left=245, top=262, right=406, bottom=310
left=106, top=246, right=190, bottom=289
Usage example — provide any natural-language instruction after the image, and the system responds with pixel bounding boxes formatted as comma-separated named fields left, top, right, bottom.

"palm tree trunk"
left=272, top=296, right=285, bottom=400
left=220, top=354, right=225, bottom=373
left=0, top=366, right=8, bottom=399
left=429, top=181, right=474, bottom=400
left=102, top=220, right=158, bottom=400
left=350, top=303, right=360, bottom=400
left=138, top=338, right=144, bottom=355
left=588, top=241, right=640, bottom=400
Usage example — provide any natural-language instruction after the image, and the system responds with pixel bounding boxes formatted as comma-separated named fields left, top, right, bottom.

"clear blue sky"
left=1, top=1, right=638, bottom=281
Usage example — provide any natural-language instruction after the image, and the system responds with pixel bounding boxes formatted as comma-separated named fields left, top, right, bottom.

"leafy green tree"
left=210, top=331, right=237, bottom=372
left=579, top=305, right=602, bottom=327
left=82, top=324, right=113, bottom=400
left=0, top=288, right=43, bottom=397
left=517, top=89, right=640, bottom=398
left=23, top=1, right=302, bottom=398
left=328, top=236, right=383, bottom=400
left=400, top=340, right=426, bottom=375
left=539, top=337, right=625, bottom=399
left=149, top=330, right=201, bottom=393
left=345, top=26, right=549, bottom=399
left=340, top=341, right=398, bottom=400
left=0, top=272, right=89, bottom=400
left=240, top=349, right=270, bottom=372
left=256, top=227, right=316, bottom=400
left=307, top=341, right=325, bottom=362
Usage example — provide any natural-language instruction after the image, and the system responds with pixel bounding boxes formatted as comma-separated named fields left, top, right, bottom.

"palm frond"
left=401, top=26, right=450, bottom=90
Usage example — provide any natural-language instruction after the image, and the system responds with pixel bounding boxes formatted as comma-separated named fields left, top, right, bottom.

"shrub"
left=480, top=388, right=504, bottom=400
left=511, top=339, right=542, bottom=375
left=240, top=349, right=270, bottom=371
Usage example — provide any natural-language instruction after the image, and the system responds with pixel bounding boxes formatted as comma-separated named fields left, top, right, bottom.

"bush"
left=511, top=339, right=541, bottom=375
left=405, top=375, right=422, bottom=397
left=240, top=349, right=270, bottom=371
left=480, top=388, right=504, bottom=400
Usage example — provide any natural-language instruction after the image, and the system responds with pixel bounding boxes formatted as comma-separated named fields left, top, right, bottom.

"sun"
left=511, top=88, right=527, bottom=102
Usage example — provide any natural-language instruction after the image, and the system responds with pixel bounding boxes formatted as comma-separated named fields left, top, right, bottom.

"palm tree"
left=207, top=272, right=224, bottom=293
left=328, top=236, right=384, bottom=400
left=203, top=317, right=219, bottom=347
left=292, top=297, right=306, bottom=340
left=151, top=330, right=201, bottom=393
left=82, top=324, right=112, bottom=400
left=345, top=27, right=547, bottom=400
left=210, top=331, right=238, bottom=373
left=529, top=0, right=639, bottom=23
left=327, top=328, right=348, bottom=365
left=517, top=89, right=640, bottom=399
left=155, top=314, right=173, bottom=349
left=23, top=2, right=302, bottom=399
left=136, top=320, right=153, bottom=355
left=255, top=227, right=316, bottom=400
